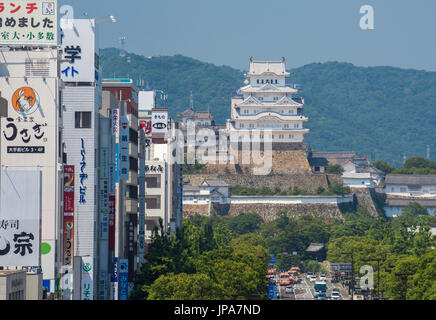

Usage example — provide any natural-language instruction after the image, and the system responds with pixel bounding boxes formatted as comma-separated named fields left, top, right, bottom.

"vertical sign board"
left=118, top=259, right=129, bottom=300
left=81, top=256, right=93, bottom=300
left=0, top=0, right=58, bottom=46
left=108, top=195, right=116, bottom=252
left=119, top=115, right=130, bottom=181
left=112, top=109, right=120, bottom=183
left=111, top=257, right=118, bottom=300
left=60, top=19, right=97, bottom=83
left=0, top=171, right=41, bottom=267
left=63, top=165, right=75, bottom=267
left=127, top=215, right=136, bottom=281
left=152, top=109, right=168, bottom=143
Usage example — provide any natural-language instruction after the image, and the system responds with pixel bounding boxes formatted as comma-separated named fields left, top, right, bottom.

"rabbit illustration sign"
left=11, top=87, right=41, bottom=116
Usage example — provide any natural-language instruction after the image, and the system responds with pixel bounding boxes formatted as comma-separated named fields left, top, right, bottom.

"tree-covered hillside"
left=100, top=48, right=436, bottom=166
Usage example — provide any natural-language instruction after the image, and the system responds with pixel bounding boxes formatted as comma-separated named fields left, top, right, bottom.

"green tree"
left=325, top=164, right=344, bottom=174
left=228, top=213, right=264, bottom=236
left=147, top=273, right=230, bottom=300
left=213, top=223, right=233, bottom=249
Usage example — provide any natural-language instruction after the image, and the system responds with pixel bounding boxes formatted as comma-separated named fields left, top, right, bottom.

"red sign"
left=63, top=166, right=75, bottom=266
left=63, top=165, right=75, bottom=215
left=108, top=195, right=116, bottom=251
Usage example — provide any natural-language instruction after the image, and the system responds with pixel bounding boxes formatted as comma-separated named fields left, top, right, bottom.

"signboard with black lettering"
left=119, top=115, right=130, bottom=181
left=151, top=108, right=168, bottom=143
left=0, top=0, right=58, bottom=46
left=0, top=170, right=41, bottom=267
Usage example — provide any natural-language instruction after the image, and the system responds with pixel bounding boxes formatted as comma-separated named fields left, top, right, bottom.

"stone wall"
left=191, top=149, right=313, bottom=175
left=351, top=188, right=381, bottom=217
left=183, top=204, right=210, bottom=217
left=224, top=203, right=346, bottom=223
left=184, top=173, right=342, bottom=194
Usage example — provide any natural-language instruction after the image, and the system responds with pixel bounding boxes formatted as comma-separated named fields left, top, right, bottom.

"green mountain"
left=100, top=48, right=436, bottom=166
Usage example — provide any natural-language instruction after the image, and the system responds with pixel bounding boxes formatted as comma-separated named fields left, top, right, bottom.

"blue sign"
left=268, top=285, right=275, bottom=299
left=268, top=285, right=278, bottom=299
left=270, top=256, right=277, bottom=265
left=115, top=144, right=119, bottom=183
left=118, top=259, right=129, bottom=300
left=111, top=257, right=119, bottom=282
left=43, top=280, right=51, bottom=293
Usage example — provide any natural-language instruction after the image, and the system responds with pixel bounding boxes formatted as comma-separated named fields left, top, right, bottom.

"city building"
left=177, top=107, right=215, bottom=127
left=227, top=58, right=309, bottom=144
left=61, top=18, right=103, bottom=300
left=0, top=46, right=63, bottom=296
left=342, top=172, right=374, bottom=189
left=308, top=151, right=367, bottom=173
left=0, top=270, right=27, bottom=300
left=383, top=174, right=436, bottom=217
left=103, top=79, right=139, bottom=287
left=138, top=92, right=183, bottom=242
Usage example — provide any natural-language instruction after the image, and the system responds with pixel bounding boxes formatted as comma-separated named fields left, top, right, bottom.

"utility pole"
left=341, top=249, right=355, bottom=300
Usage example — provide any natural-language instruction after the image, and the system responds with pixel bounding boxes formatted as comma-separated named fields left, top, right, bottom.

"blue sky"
left=60, top=0, right=436, bottom=71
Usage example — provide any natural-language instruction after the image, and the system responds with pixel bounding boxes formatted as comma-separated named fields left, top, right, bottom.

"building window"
left=146, top=176, right=160, bottom=188
left=75, top=112, right=92, bottom=128
left=257, top=79, right=260, bottom=84
left=126, top=185, right=138, bottom=200
left=275, top=79, right=278, bottom=84
left=129, top=157, right=138, bottom=172
left=129, top=128, right=138, bottom=145
left=146, top=196, right=160, bottom=209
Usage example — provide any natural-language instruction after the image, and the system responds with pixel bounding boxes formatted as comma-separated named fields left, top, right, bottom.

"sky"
left=59, top=0, right=436, bottom=71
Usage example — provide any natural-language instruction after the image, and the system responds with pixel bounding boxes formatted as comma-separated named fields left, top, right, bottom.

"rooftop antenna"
left=119, top=36, right=126, bottom=57
left=427, top=145, right=430, bottom=160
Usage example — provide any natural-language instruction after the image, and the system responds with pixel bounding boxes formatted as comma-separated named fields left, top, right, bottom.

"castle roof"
left=385, top=174, right=436, bottom=186
left=247, top=60, right=290, bottom=77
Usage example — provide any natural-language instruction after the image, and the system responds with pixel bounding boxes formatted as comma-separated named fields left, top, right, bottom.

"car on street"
left=285, top=286, right=294, bottom=294
left=319, top=274, right=327, bottom=281
left=306, top=272, right=314, bottom=279
left=331, top=292, right=340, bottom=300
left=309, top=275, right=317, bottom=282
left=317, top=293, right=326, bottom=300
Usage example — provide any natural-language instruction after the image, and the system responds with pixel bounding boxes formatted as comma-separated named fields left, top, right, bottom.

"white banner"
left=80, top=256, right=93, bottom=300
left=60, top=19, right=98, bottom=83
left=0, top=170, right=41, bottom=267
left=0, top=0, right=58, bottom=45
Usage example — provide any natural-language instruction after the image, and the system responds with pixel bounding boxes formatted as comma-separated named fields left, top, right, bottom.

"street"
left=273, top=272, right=350, bottom=300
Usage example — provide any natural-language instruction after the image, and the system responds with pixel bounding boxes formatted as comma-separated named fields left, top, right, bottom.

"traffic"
left=267, top=266, right=350, bottom=300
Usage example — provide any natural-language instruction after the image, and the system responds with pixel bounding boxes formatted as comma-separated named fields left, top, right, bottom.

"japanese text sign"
left=0, top=0, right=58, bottom=45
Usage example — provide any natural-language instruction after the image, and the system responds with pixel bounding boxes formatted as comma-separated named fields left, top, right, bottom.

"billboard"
left=152, top=109, right=168, bottom=137
left=80, top=256, right=93, bottom=300
left=60, top=19, right=99, bottom=83
left=118, top=259, right=128, bottom=300
left=0, top=170, right=41, bottom=267
left=108, top=195, right=115, bottom=251
left=63, top=166, right=74, bottom=266
left=119, top=115, right=130, bottom=181
left=0, top=0, right=58, bottom=46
